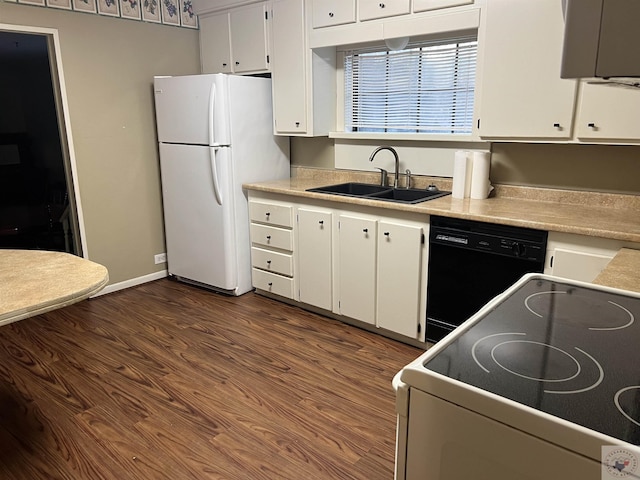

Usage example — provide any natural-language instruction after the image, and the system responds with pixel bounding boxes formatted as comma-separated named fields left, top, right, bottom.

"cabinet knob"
left=266, top=235, right=271, bottom=240
left=328, top=11, right=334, bottom=17
left=295, top=122, right=300, bottom=127
left=265, top=212, right=270, bottom=217
left=235, top=61, right=240, bottom=65
left=318, top=220, right=324, bottom=225
left=379, top=2, right=385, bottom=7
left=222, top=63, right=227, bottom=67
left=384, top=232, right=390, bottom=236
left=268, top=282, right=273, bottom=287
left=363, top=228, right=368, bottom=233
left=266, top=260, right=272, bottom=265
left=588, top=122, right=596, bottom=128
left=553, top=123, right=560, bottom=128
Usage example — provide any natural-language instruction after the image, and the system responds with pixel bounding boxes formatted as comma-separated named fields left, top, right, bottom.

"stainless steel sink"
left=306, top=182, right=451, bottom=204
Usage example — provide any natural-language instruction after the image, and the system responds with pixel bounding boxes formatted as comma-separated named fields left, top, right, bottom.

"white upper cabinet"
left=359, top=0, right=410, bottom=21
left=311, top=0, right=356, bottom=28
left=199, top=13, right=233, bottom=74
left=574, top=82, right=640, bottom=142
left=271, top=0, right=307, bottom=133
left=200, top=3, right=269, bottom=75
left=193, top=0, right=264, bottom=15
left=413, top=0, right=473, bottom=13
left=271, top=0, right=336, bottom=136
left=230, top=3, right=270, bottom=73
left=477, top=0, right=577, bottom=139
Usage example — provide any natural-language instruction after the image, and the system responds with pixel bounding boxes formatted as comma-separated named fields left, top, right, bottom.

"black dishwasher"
left=426, top=216, right=548, bottom=343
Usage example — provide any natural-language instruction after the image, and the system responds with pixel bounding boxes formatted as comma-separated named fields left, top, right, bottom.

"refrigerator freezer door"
left=154, top=74, right=231, bottom=146
left=159, top=143, right=237, bottom=291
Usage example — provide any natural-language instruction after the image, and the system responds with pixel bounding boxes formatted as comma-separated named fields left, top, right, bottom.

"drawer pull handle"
left=328, top=11, right=334, bottom=17
left=222, top=63, right=227, bottom=67
left=553, top=123, right=560, bottom=128
left=363, top=228, right=368, bottom=233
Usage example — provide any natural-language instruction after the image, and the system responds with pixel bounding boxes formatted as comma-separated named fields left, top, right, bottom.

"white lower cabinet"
left=335, top=213, right=427, bottom=340
left=544, top=232, right=629, bottom=283
left=376, top=221, right=423, bottom=339
left=337, top=214, right=378, bottom=325
left=248, top=196, right=295, bottom=299
left=297, top=207, right=333, bottom=311
left=248, top=190, right=429, bottom=343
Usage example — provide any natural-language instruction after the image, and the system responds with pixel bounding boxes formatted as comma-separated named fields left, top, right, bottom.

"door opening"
left=0, top=28, right=83, bottom=255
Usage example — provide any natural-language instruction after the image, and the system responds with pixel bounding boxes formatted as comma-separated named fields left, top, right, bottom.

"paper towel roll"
left=452, top=150, right=473, bottom=199
left=470, top=151, right=493, bottom=200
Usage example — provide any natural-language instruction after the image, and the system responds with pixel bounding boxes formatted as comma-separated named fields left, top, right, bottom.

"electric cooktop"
left=424, top=276, right=640, bottom=446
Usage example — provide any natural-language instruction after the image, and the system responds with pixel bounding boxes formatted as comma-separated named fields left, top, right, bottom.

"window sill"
left=329, top=131, right=486, bottom=144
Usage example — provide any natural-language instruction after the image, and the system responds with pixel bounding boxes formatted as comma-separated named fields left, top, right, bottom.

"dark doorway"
left=0, top=31, right=75, bottom=253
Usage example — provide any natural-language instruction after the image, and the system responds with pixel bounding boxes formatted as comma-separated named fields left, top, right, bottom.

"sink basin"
left=307, top=182, right=390, bottom=196
left=369, top=188, right=451, bottom=204
left=306, top=182, right=451, bottom=204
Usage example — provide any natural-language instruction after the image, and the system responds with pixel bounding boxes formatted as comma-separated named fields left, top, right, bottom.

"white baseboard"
left=92, top=270, right=168, bottom=297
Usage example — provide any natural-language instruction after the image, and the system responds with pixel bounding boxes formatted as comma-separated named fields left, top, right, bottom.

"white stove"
left=394, top=273, right=640, bottom=480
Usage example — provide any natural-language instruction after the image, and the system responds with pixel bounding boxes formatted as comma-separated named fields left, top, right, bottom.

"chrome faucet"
left=369, top=146, right=400, bottom=188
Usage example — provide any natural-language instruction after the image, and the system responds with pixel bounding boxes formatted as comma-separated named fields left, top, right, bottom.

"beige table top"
left=0, top=250, right=109, bottom=326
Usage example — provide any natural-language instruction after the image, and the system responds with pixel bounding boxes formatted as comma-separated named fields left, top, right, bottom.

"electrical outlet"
left=154, top=253, right=167, bottom=264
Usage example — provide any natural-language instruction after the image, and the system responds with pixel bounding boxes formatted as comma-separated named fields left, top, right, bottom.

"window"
left=344, top=37, right=478, bottom=135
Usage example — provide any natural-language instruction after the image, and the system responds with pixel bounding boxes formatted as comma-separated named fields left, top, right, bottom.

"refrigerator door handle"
left=209, top=147, right=223, bottom=205
left=208, top=81, right=220, bottom=147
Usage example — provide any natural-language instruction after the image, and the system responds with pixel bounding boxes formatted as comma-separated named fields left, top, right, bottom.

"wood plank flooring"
left=0, top=279, right=423, bottom=479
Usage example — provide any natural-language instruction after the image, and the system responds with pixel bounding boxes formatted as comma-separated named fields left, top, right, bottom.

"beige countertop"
left=592, top=248, right=640, bottom=293
left=244, top=176, right=640, bottom=244
left=0, top=250, right=109, bottom=326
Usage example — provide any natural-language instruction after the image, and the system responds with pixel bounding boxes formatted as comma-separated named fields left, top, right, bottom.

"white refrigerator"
left=153, top=73, right=289, bottom=295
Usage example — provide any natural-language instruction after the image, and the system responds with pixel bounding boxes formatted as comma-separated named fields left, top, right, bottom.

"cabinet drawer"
left=252, top=268, right=294, bottom=298
left=249, top=201, right=293, bottom=227
left=251, top=247, right=293, bottom=276
left=413, top=0, right=473, bottom=13
left=312, top=0, right=356, bottom=28
left=360, top=0, right=410, bottom=21
left=250, top=223, right=294, bottom=251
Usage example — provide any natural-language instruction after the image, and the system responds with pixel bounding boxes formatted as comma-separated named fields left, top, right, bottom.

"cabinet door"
left=413, top=0, right=473, bottom=13
left=478, top=0, right=577, bottom=139
left=337, top=215, right=377, bottom=325
left=311, top=0, right=356, bottom=28
left=230, top=3, right=269, bottom=73
left=271, top=0, right=307, bottom=133
left=574, top=82, right=640, bottom=142
left=297, top=208, right=332, bottom=310
left=376, top=221, right=422, bottom=338
left=199, top=13, right=232, bottom=74
left=359, top=0, right=410, bottom=21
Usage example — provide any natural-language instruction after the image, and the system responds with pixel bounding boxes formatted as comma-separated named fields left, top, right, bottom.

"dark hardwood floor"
left=0, top=279, right=423, bottom=479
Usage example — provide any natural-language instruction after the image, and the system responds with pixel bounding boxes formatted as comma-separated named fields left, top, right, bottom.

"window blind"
left=344, top=37, right=478, bottom=134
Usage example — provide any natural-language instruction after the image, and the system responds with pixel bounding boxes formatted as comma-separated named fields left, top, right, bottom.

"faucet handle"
left=405, top=169, right=412, bottom=189
left=376, top=167, right=388, bottom=187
